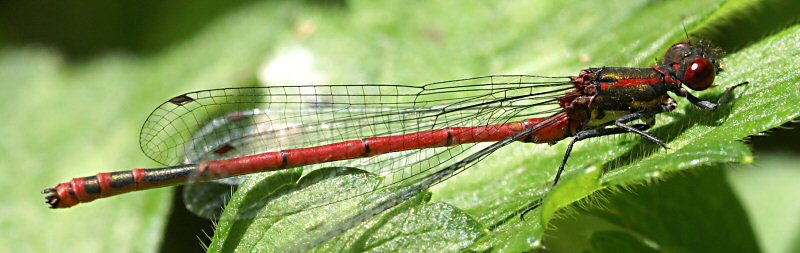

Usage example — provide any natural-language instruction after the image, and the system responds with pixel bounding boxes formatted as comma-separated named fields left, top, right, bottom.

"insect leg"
left=678, top=81, right=748, bottom=111
left=553, top=124, right=651, bottom=187
left=613, top=112, right=669, bottom=149
left=520, top=124, right=650, bottom=219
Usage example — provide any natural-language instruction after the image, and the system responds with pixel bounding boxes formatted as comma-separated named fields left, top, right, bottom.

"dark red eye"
left=683, top=57, right=715, bottom=91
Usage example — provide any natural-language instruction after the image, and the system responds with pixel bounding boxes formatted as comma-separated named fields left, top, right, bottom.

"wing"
left=138, top=75, right=572, bottom=218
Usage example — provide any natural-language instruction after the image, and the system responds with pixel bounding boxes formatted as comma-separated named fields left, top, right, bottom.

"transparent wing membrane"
left=138, top=75, right=572, bottom=218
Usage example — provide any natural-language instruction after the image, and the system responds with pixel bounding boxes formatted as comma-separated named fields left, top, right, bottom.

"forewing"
left=138, top=75, right=571, bottom=218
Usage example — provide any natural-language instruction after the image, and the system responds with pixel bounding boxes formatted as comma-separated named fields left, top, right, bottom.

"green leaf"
left=211, top=1, right=800, bottom=252
left=211, top=3, right=798, bottom=251
left=599, top=167, right=760, bottom=252
left=728, top=153, right=800, bottom=253
left=9, top=0, right=800, bottom=252
left=207, top=167, right=485, bottom=252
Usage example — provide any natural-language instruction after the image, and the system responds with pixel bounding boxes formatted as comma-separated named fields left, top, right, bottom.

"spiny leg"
left=552, top=124, right=651, bottom=187
left=613, top=112, right=669, bottom=149
left=679, top=81, right=748, bottom=111
left=520, top=124, right=650, bottom=219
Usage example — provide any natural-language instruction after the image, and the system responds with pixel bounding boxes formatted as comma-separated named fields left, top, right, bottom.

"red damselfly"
left=43, top=41, right=745, bottom=236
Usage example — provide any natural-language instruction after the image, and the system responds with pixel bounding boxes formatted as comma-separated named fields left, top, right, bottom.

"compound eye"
left=683, top=57, right=715, bottom=91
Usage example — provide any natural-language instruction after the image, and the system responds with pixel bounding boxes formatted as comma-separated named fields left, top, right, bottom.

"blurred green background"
left=0, top=0, right=798, bottom=252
